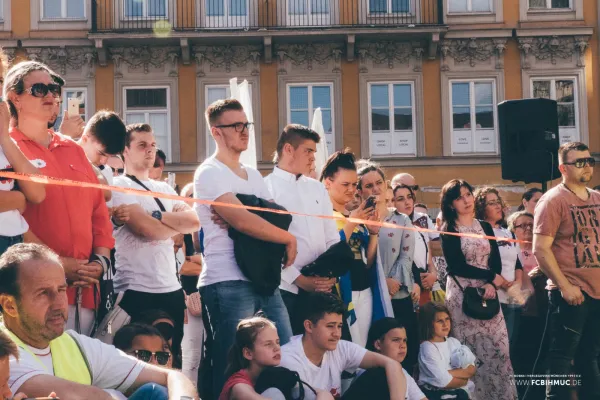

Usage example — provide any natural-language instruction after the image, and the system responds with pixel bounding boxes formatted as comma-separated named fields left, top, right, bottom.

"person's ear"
left=374, top=339, right=383, bottom=352
left=242, top=346, right=253, bottom=361
left=0, top=295, right=18, bottom=318
left=558, top=164, right=567, bottom=175
left=303, top=319, right=313, bottom=335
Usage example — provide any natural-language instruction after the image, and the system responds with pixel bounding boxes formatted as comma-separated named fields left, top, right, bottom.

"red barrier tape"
left=0, top=171, right=528, bottom=244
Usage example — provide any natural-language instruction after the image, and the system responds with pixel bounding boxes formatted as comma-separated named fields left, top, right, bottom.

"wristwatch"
left=151, top=210, right=163, bottom=221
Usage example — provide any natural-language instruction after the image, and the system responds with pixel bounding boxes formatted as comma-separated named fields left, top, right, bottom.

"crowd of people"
left=0, top=50, right=599, bottom=400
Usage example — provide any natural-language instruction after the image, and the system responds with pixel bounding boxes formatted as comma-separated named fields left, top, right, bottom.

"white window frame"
left=367, top=81, right=417, bottom=157
left=447, top=0, right=493, bottom=13
left=286, top=0, right=331, bottom=26
left=286, top=83, right=335, bottom=155
left=123, top=0, right=168, bottom=20
left=122, top=85, right=172, bottom=162
left=40, top=0, right=86, bottom=20
left=0, top=0, right=4, bottom=22
left=449, top=79, right=498, bottom=155
left=530, top=76, right=580, bottom=144
left=529, top=0, right=572, bottom=9
left=367, top=0, right=413, bottom=15
left=205, top=0, right=249, bottom=27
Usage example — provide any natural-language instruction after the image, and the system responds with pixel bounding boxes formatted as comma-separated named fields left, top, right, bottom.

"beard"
left=20, top=310, right=66, bottom=343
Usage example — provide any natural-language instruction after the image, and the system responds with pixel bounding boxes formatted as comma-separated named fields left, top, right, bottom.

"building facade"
left=1, top=0, right=599, bottom=208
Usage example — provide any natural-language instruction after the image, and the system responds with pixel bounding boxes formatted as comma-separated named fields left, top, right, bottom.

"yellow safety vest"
left=3, top=327, right=92, bottom=385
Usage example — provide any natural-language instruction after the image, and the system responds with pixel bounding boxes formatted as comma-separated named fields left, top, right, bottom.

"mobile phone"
left=365, top=196, right=376, bottom=209
left=167, top=172, right=176, bottom=188
left=67, top=97, right=79, bottom=117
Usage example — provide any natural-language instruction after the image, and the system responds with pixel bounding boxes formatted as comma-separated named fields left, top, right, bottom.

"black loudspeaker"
left=498, top=98, right=560, bottom=184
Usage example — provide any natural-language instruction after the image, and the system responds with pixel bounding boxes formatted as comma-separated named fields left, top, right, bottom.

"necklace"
left=562, top=183, right=590, bottom=201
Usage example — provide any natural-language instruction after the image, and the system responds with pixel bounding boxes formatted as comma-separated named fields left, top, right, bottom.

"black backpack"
left=255, top=366, right=317, bottom=400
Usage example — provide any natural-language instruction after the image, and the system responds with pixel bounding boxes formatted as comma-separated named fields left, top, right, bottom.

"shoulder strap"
left=450, top=274, right=465, bottom=292
left=126, top=175, right=166, bottom=212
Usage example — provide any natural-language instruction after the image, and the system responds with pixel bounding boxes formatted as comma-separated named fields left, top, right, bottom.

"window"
left=369, top=0, right=410, bottom=13
left=368, top=82, right=416, bottom=156
left=529, top=0, right=570, bottom=9
left=123, top=87, right=171, bottom=161
left=449, top=80, right=497, bottom=154
left=206, top=0, right=247, bottom=16
left=289, top=0, right=329, bottom=15
left=287, top=84, right=335, bottom=156
left=54, top=88, right=87, bottom=131
left=125, top=0, right=167, bottom=18
left=532, top=78, right=579, bottom=144
left=449, top=0, right=491, bottom=12
left=0, top=0, right=4, bottom=21
left=42, top=0, right=85, bottom=19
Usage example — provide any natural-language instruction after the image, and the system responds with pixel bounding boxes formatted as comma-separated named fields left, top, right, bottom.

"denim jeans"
left=501, top=303, right=522, bottom=352
left=546, top=290, right=600, bottom=399
left=128, top=383, right=169, bottom=400
left=200, top=280, right=293, bottom=396
left=0, top=234, right=23, bottom=256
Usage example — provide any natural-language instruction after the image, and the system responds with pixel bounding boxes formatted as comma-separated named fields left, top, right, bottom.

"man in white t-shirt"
left=0, top=243, right=198, bottom=399
left=264, top=124, right=339, bottom=334
left=280, top=292, right=406, bottom=400
left=194, top=99, right=296, bottom=394
left=111, top=123, right=200, bottom=367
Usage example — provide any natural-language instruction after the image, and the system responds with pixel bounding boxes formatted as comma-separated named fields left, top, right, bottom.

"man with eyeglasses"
left=533, top=141, right=600, bottom=400
left=193, top=99, right=295, bottom=395
left=0, top=243, right=198, bottom=400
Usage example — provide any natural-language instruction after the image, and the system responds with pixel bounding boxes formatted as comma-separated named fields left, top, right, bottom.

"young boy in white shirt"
left=279, top=292, right=407, bottom=400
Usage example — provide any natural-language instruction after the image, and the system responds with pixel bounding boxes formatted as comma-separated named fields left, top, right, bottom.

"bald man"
left=390, top=173, right=417, bottom=190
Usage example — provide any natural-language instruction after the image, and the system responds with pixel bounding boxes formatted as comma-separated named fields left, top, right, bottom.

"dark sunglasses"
left=563, top=157, right=595, bottom=169
left=24, top=83, right=62, bottom=98
left=215, top=121, right=254, bottom=133
left=132, top=349, right=171, bottom=366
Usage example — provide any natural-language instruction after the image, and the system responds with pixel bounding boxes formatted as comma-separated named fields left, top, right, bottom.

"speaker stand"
left=541, top=181, right=548, bottom=193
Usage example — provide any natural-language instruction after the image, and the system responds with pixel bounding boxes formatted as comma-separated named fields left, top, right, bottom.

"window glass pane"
left=394, top=108, right=412, bottom=131
left=148, top=0, right=167, bottom=17
left=290, top=111, right=310, bottom=127
left=207, top=0, right=224, bottom=16
left=312, top=86, right=331, bottom=109
left=449, top=0, right=468, bottom=12
left=557, top=104, right=575, bottom=127
left=0, top=0, right=4, bottom=20
left=67, top=0, right=85, bottom=18
left=451, top=83, right=470, bottom=106
left=392, top=0, right=410, bottom=12
left=475, top=106, right=494, bottom=128
left=393, top=84, right=411, bottom=107
left=472, top=0, right=491, bottom=12
left=149, top=113, right=169, bottom=156
left=475, top=83, right=493, bottom=105
left=125, top=113, right=146, bottom=125
left=369, top=0, right=387, bottom=13
left=371, top=109, right=390, bottom=131
left=370, top=85, right=389, bottom=108
left=453, top=107, right=471, bottom=129
left=290, top=0, right=307, bottom=15
left=44, top=0, right=62, bottom=18
left=321, top=110, right=332, bottom=133
left=125, top=0, right=144, bottom=17
left=126, top=88, right=168, bottom=109
left=230, top=0, right=247, bottom=16
left=289, top=86, right=309, bottom=110
left=529, top=0, right=545, bottom=7
left=311, top=0, right=329, bottom=14
left=551, top=0, right=569, bottom=8
left=533, top=80, right=551, bottom=99
left=555, top=80, right=574, bottom=103
left=207, top=87, right=228, bottom=105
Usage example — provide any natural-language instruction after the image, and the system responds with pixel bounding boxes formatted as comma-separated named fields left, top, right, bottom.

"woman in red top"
left=4, top=61, right=114, bottom=335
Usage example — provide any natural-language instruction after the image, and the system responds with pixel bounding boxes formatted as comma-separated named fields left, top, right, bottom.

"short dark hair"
left=274, top=124, right=320, bottom=163
left=320, top=149, right=356, bottom=182
left=205, top=98, right=244, bottom=127
left=85, top=110, right=127, bottom=155
left=0, top=243, right=62, bottom=313
left=558, top=142, right=589, bottom=164
left=414, top=203, right=427, bottom=210
left=366, top=317, right=405, bottom=352
left=419, top=302, right=453, bottom=341
left=0, top=330, right=19, bottom=360
left=113, top=323, right=165, bottom=352
left=154, top=149, right=166, bottom=167
left=594, top=185, right=600, bottom=192
left=125, top=123, right=152, bottom=148
left=303, top=292, right=345, bottom=326
left=517, top=187, right=543, bottom=211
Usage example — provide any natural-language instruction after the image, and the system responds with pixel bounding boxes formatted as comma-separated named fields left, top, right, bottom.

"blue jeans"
left=128, top=383, right=168, bottom=400
left=501, top=303, right=522, bottom=350
left=0, top=234, right=23, bottom=256
left=200, top=280, right=292, bottom=395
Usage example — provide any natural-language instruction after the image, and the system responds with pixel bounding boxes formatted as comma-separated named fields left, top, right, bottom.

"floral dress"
left=445, top=220, right=517, bottom=400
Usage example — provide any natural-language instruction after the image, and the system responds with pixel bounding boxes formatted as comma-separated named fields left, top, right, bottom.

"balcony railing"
left=91, top=0, right=444, bottom=33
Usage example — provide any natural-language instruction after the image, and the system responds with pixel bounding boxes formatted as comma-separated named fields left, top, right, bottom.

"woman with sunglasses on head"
left=5, top=61, right=114, bottom=335
left=114, top=323, right=173, bottom=369
left=440, top=179, right=516, bottom=400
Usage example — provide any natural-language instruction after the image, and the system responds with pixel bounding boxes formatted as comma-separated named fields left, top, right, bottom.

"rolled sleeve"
left=281, top=265, right=302, bottom=286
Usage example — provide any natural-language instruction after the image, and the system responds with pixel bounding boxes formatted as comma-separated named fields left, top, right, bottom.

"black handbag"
left=450, top=275, right=500, bottom=320
left=255, top=366, right=317, bottom=400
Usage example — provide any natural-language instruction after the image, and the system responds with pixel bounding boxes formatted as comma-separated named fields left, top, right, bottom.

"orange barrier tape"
left=0, top=171, right=528, bottom=244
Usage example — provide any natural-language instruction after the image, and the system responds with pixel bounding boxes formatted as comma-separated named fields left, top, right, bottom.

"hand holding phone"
left=364, top=195, right=377, bottom=210
left=67, top=97, right=79, bottom=117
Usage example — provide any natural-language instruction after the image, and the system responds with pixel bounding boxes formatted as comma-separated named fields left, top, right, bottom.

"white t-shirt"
left=280, top=335, right=367, bottom=399
left=0, top=146, right=29, bottom=236
left=412, top=212, right=439, bottom=241
left=494, top=227, right=521, bottom=304
left=418, top=337, right=472, bottom=391
left=99, top=165, right=114, bottom=208
left=8, top=330, right=145, bottom=396
left=193, top=157, right=272, bottom=287
left=357, top=368, right=424, bottom=400
left=112, top=176, right=184, bottom=293
left=413, top=218, right=442, bottom=292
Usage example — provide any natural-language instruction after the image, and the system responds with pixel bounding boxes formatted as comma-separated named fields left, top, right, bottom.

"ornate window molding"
left=439, top=36, right=508, bottom=72
left=516, top=35, right=590, bottom=70
left=519, top=0, right=583, bottom=22
left=275, top=43, right=343, bottom=76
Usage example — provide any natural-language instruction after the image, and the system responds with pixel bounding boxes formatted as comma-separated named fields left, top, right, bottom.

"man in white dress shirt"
left=264, top=124, right=339, bottom=334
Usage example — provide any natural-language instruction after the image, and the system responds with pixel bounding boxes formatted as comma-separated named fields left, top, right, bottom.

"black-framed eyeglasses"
left=563, top=157, right=595, bottom=168
left=215, top=122, right=254, bottom=133
left=409, top=185, right=419, bottom=191
left=486, top=200, right=502, bottom=207
left=24, top=83, right=62, bottom=98
left=131, top=349, right=171, bottom=365
left=514, top=223, right=534, bottom=230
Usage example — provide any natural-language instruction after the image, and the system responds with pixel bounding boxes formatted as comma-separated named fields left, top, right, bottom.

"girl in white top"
left=418, top=302, right=476, bottom=400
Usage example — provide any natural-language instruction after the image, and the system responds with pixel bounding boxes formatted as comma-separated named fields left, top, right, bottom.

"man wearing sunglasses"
left=0, top=243, right=198, bottom=400
left=533, top=141, right=600, bottom=400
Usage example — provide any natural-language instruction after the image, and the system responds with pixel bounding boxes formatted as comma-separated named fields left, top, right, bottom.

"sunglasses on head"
left=24, top=83, right=62, bottom=98
left=154, top=322, right=174, bottom=342
left=132, top=349, right=171, bottom=366
left=563, top=157, right=595, bottom=169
